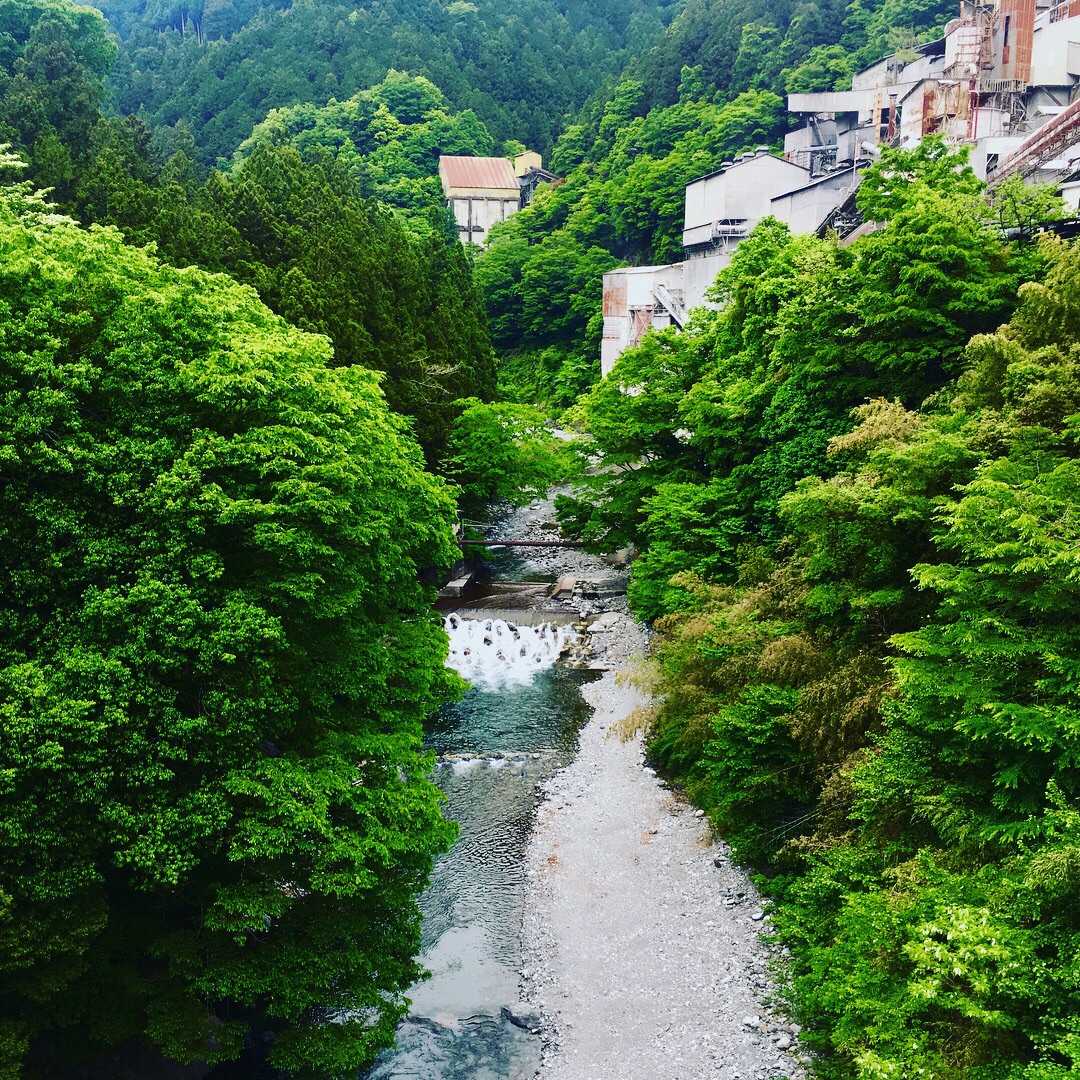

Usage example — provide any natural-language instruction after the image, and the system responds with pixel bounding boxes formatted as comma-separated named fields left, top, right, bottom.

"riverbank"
left=512, top=513, right=807, bottom=1079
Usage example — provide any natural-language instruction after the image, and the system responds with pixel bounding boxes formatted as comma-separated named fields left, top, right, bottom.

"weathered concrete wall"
left=682, top=252, right=728, bottom=312
left=449, top=195, right=520, bottom=246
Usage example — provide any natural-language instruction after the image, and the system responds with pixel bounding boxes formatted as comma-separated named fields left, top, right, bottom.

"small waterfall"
left=444, top=614, right=577, bottom=690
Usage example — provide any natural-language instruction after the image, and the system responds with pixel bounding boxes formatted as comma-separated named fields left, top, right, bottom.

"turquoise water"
left=363, top=665, right=598, bottom=1078
left=206, top=537, right=595, bottom=1078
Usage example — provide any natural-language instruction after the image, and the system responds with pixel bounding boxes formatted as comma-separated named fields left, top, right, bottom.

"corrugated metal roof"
left=439, top=155, right=520, bottom=191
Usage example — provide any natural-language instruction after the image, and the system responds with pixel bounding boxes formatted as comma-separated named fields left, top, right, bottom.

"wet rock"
left=502, top=1005, right=544, bottom=1032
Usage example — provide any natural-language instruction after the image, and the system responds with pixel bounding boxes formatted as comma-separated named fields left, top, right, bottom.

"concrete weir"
left=447, top=606, right=579, bottom=627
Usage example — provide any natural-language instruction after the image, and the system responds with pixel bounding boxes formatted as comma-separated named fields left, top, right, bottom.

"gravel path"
left=521, top=651, right=806, bottom=1080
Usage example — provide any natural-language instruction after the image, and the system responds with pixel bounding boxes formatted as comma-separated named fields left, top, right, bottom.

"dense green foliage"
left=0, top=165, right=462, bottom=1076
left=442, top=399, right=578, bottom=513
left=567, top=138, right=1080, bottom=1075
left=139, top=141, right=496, bottom=462
left=0, top=2, right=499, bottom=462
left=629, top=0, right=952, bottom=112
left=234, top=71, right=495, bottom=215
left=0, top=4, right=579, bottom=1073
left=0, top=0, right=117, bottom=202
left=10, top=0, right=1080, bottom=1074
left=561, top=140, right=1020, bottom=616
left=98, top=0, right=677, bottom=166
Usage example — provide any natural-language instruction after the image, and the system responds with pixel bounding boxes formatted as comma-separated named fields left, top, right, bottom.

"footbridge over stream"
left=463, top=539, right=585, bottom=547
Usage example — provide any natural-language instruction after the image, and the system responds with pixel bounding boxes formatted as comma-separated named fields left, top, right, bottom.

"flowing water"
left=362, top=609, right=599, bottom=1079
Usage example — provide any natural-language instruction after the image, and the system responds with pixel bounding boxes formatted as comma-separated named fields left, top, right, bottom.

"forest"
left=1, top=0, right=1079, bottom=1075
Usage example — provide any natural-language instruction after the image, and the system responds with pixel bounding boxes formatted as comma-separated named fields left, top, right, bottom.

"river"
left=208, top=501, right=805, bottom=1080
left=363, top=514, right=609, bottom=1079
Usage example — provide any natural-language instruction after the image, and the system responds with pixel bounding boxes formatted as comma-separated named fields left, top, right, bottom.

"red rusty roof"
left=439, top=155, right=520, bottom=192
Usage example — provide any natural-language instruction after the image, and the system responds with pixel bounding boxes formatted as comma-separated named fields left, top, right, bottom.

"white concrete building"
left=681, top=149, right=810, bottom=309
left=602, top=151, right=866, bottom=370
left=768, top=164, right=863, bottom=239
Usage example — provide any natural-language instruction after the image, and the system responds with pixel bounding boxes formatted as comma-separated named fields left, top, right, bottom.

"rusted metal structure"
left=787, top=0, right=1080, bottom=185
left=988, top=96, right=1080, bottom=184
left=439, top=155, right=524, bottom=247
left=600, top=264, right=686, bottom=376
left=998, top=0, right=1036, bottom=82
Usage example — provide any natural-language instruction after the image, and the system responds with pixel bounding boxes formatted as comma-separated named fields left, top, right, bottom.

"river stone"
left=600, top=545, right=635, bottom=567
left=502, top=1005, right=543, bottom=1032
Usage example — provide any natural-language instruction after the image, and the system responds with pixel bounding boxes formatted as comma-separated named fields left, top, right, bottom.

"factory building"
left=439, top=156, right=522, bottom=247
left=439, top=152, right=557, bottom=247
left=601, top=0, right=1080, bottom=372
left=787, top=0, right=1080, bottom=187
left=601, top=265, right=687, bottom=378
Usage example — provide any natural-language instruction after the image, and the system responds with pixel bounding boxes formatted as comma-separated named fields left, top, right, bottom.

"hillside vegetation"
left=97, top=0, right=678, bottom=165
left=0, top=1, right=515, bottom=1074
left=0, top=0, right=499, bottom=463
left=0, top=159, right=463, bottom=1077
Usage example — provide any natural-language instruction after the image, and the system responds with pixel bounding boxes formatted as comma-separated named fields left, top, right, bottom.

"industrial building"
left=515, top=151, right=558, bottom=207
left=680, top=150, right=811, bottom=311
left=601, top=265, right=687, bottom=377
left=787, top=0, right=1080, bottom=186
left=602, top=150, right=864, bottom=374
left=439, top=152, right=556, bottom=246
left=601, top=0, right=1080, bottom=373
left=439, top=156, right=521, bottom=247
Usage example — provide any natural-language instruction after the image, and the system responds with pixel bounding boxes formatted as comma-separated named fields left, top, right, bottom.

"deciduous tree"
left=0, top=167, right=460, bottom=1077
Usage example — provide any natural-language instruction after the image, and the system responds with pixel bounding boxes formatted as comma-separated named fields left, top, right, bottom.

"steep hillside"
left=96, top=0, right=679, bottom=164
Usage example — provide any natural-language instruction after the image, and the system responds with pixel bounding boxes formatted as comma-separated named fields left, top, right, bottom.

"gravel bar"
left=521, top=646, right=807, bottom=1080
left=485, top=493, right=807, bottom=1080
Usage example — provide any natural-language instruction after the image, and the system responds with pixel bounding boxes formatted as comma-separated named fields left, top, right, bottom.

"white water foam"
left=444, top=615, right=577, bottom=690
